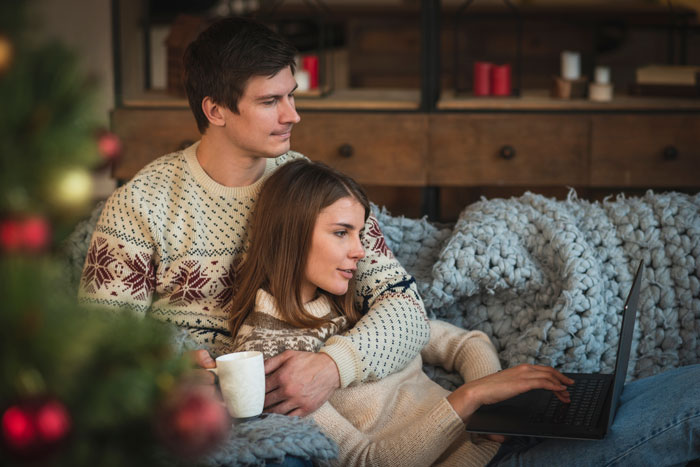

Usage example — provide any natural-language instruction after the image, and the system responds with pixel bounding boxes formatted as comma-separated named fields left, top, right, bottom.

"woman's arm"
left=422, top=320, right=573, bottom=423
left=448, top=364, right=573, bottom=422
left=313, top=398, right=480, bottom=467
left=421, top=320, right=502, bottom=382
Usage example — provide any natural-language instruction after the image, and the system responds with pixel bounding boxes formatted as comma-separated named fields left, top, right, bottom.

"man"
left=79, top=16, right=429, bottom=417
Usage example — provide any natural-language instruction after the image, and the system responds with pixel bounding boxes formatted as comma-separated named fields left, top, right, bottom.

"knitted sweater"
left=233, top=289, right=502, bottom=467
left=78, top=142, right=430, bottom=386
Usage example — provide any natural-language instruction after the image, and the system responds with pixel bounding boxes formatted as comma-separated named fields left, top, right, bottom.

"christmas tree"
left=0, top=2, right=230, bottom=465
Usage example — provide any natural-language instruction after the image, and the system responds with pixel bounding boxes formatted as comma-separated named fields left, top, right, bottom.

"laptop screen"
left=606, top=260, right=644, bottom=428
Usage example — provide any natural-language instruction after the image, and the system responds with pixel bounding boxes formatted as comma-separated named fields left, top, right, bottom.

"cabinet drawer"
left=290, top=112, right=428, bottom=186
left=112, top=108, right=199, bottom=181
left=428, top=114, right=590, bottom=186
left=591, top=115, right=700, bottom=187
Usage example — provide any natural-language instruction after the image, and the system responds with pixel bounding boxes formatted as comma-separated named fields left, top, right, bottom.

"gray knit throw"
left=376, top=190, right=700, bottom=382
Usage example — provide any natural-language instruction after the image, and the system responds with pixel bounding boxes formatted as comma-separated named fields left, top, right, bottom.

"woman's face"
left=301, top=196, right=366, bottom=303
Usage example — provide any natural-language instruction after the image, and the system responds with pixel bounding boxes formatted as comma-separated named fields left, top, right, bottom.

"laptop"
left=465, top=260, right=644, bottom=440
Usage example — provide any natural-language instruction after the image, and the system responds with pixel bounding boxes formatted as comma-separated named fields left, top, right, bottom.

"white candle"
left=561, top=51, right=581, bottom=80
left=296, top=70, right=310, bottom=92
left=595, top=66, right=610, bottom=84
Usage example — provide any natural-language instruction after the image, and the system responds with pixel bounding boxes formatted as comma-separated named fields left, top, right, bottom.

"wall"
left=30, top=0, right=116, bottom=197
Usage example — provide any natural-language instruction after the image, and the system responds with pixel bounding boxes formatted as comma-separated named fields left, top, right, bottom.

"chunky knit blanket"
left=376, top=190, right=700, bottom=383
left=65, top=189, right=699, bottom=465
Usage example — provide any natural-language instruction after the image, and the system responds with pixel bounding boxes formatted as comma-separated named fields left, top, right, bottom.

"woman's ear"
left=201, top=97, right=226, bottom=128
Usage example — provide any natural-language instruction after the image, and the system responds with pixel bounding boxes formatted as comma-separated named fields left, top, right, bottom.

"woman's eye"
left=334, top=231, right=347, bottom=238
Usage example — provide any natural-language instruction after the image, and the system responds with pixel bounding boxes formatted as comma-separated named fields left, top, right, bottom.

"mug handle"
left=207, top=367, right=219, bottom=385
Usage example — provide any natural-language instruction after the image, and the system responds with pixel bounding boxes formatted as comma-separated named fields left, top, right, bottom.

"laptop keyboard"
left=531, top=377, right=607, bottom=428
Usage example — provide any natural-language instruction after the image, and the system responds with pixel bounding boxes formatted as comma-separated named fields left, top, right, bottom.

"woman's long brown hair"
left=229, top=159, right=370, bottom=338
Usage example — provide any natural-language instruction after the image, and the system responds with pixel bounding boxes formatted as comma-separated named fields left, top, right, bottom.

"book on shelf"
left=635, top=65, right=700, bottom=86
left=628, top=83, right=700, bottom=98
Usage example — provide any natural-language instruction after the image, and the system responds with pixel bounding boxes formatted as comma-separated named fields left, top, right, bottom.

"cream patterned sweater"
left=78, top=142, right=430, bottom=387
left=233, top=289, right=502, bottom=467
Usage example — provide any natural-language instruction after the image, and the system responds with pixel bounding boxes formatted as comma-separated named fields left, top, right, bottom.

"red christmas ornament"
left=35, top=400, right=71, bottom=443
left=2, top=406, right=35, bottom=449
left=97, top=130, right=123, bottom=161
left=21, top=216, right=51, bottom=252
left=0, top=219, right=23, bottom=252
left=156, top=385, right=230, bottom=459
left=1, top=398, right=71, bottom=458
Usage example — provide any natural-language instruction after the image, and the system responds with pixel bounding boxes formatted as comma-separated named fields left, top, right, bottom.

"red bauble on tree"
left=97, top=130, right=123, bottom=161
left=34, top=400, right=71, bottom=443
left=1, top=406, right=35, bottom=450
left=155, top=385, right=230, bottom=459
left=0, top=216, right=51, bottom=253
left=21, top=216, right=51, bottom=252
left=1, top=397, right=71, bottom=459
left=0, top=219, right=23, bottom=252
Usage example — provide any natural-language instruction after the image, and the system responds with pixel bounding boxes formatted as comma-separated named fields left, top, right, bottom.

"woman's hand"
left=447, top=364, right=573, bottom=422
left=182, top=349, right=222, bottom=402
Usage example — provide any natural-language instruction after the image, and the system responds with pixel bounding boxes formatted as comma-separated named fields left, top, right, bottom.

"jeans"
left=488, top=364, right=700, bottom=467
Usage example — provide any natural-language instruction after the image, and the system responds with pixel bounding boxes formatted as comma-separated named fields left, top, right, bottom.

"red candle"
left=302, top=55, right=319, bottom=89
left=473, top=61, right=492, bottom=96
left=491, top=64, right=512, bottom=97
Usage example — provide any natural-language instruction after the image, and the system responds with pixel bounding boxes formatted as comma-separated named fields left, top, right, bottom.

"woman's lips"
left=338, top=269, right=355, bottom=280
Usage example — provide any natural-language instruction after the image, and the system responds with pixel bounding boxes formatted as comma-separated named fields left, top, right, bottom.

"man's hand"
left=264, top=350, right=340, bottom=417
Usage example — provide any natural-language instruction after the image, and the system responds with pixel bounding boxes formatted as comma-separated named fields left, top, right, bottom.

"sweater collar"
left=255, top=289, right=331, bottom=319
left=183, top=141, right=277, bottom=198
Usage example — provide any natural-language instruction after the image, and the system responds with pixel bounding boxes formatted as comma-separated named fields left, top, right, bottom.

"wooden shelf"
left=438, top=89, right=700, bottom=111
left=122, top=88, right=421, bottom=111
left=296, top=89, right=420, bottom=110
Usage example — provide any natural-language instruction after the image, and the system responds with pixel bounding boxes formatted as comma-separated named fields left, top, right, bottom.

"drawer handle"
left=338, top=143, right=354, bottom=158
left=499, top=145, right=516, bottom=160
left=663, top=145, right=679, bottom=161
left=177, top=140, right=195, bottom=151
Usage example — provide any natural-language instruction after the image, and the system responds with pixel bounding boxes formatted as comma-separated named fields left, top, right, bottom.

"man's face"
left=220, top=66, right=301, bottom=158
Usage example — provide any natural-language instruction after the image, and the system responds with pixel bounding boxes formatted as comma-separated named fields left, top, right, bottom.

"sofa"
left=65, top=189, right=700, bottom=466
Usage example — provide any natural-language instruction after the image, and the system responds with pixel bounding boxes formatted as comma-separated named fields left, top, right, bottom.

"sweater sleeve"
left=77, top=183, right=158, bottom=315
left=319, top=213, right=431, bottom=388
left=312, top=398, right=468, bottom=467
left=421, top=320, right=502, bottom=382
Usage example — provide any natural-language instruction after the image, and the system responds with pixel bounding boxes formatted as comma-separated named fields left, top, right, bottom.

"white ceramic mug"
left=208, top=351, right=265, bottom=419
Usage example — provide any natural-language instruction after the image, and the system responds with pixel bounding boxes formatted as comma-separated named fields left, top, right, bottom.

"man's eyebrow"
left=255, top=84, right=299, bottom=101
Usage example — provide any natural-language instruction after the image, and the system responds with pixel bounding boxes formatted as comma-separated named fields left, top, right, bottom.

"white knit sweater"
left=78, top=142, right=430, bottom=387
left=234, top=289, right=502, bottom=467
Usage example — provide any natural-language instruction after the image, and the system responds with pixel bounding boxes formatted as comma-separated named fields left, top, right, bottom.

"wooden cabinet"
left=591, top=115, right=700, bottom=187
left=112, top=108, right=199, bottom=181
left=291, top=113, right=428, bottom=186
left=428, top=114, right=590, bottom=186
left=110, top=107, right=700, bottom=221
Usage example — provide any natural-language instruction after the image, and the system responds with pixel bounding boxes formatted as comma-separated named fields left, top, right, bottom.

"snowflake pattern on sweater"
left=79, top=142, right=430, bottom=385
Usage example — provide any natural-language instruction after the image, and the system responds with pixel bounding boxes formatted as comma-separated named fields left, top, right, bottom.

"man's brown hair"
left=183, top=16, right=297, bottom=133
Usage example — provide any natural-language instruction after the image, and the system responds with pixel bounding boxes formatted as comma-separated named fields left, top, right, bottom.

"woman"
left=229, top=159, right=699, bottom=467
